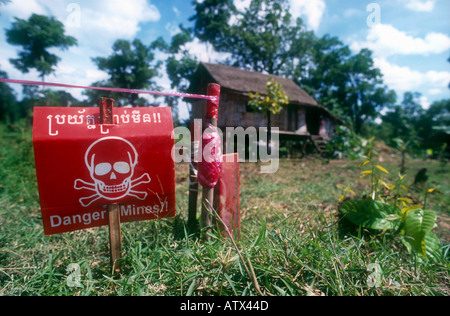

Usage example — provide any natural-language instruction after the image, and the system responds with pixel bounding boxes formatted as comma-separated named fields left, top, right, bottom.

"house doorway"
left=306, top=109, right=321, bottom=135
left=287, top=106, right=298, bottom=132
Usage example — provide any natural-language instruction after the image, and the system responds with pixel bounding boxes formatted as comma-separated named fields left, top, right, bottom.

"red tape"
left=206, top=83, right=221, bottom=119
left=0, top=78, right=217, bottom=103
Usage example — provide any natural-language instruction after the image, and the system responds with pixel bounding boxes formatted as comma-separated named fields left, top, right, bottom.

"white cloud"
left=185, top=38, right=231, bottom=64
left=165, top=22, right=181, bottom=37
left=349, top=22, right=450, bottom=107
left=45, top=60, right=109, bottom=100
left=289, top=0, right=326, bottom=32
left=351, top=24, right=450, bottom=58
left=0, top=0, right=160, bottom=55
left=1, top=0, right=47, bottom=20
left=231, top=0, right=325, bottom=31
left=62, top=0, right=160, bottom=53
left=399, top=0, right=436, bottom=12
left=1, top=0, right=161, bottom=99
left=172, top=6, right=180, bottom=18
left=234, top=0, right=251, bottom=12
left=428, top=88, right=443, bottom=95
left=374, top=57, right=450, bottom=97
left=417, top=95, right=431, bottom=109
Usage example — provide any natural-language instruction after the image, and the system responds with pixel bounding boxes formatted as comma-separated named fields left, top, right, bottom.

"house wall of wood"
left=191, top=89, right=311, bottom=134
left=319, top=117, right=337, bottom=140
left=188, top=63, right=342, bottom=142
left=190, top=89, right=340, bottom=142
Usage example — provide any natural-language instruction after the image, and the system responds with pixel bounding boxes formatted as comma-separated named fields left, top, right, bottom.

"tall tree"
left=191, top=0, right=314, bottom=76
left=301, top=35, right=352, bottom=114
left=416, top=98, right=450, bottom=148
left=6, top=14, right=77, bottom=81
left=88, top=39, right=161, bottom=107
left=342, top=49, right=396, bottom=133
left=0, top=69, right=17, bottom=122
left=379, top=92, right=423, bottom=147
left=152, top=26, right=199, bottom=121
left=191, top=0, right=395, bottom=133
left=377, top=94, right=450, bottom=157
left=302, top=36, right=396, bottom=133
left=190, top=0, right=235, bottom=45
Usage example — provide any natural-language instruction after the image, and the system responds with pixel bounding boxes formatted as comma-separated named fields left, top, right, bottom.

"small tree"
left=89, top=39, right=161, bottom=107
left=0, top=69, right=17, bottom=122
left=6, top=14, right=77, bottom=81
left=151, top=26, right=199, bottom=122
left=248, top=78, right=289, bottom=154
left=392, top=138, right=410, bottom=174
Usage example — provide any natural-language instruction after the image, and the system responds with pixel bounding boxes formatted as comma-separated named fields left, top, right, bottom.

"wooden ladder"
left=310, top=135, right=329, bottom=157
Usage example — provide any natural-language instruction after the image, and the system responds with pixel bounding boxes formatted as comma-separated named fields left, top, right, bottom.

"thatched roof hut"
left=188, top=62, right=343, bottom=149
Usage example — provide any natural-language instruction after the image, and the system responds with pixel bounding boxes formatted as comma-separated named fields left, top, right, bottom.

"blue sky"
left=0, top=0, right=449, bottom=117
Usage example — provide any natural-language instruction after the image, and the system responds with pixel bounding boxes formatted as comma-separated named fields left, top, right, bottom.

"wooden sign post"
left=187, top=120, right=201, bottom=231
left=200, top=84, right=221, bottom=235
left=108, top=204, right=122, bottom=272
left=32, top=99, right=177, bottom=273
left=99, top=97, right=122, bottom=272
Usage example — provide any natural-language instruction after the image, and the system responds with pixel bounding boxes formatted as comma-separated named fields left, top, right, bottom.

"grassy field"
left=0, top=122, right=449, bottom=296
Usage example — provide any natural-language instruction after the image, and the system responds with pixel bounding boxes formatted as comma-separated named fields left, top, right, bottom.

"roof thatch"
left=199, top=62, right=318, bottom=106
left=189, top=62, right=344, bottom=124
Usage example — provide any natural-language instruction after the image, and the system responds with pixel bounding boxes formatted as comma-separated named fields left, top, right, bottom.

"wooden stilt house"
left=188, top=62, right=344, bottom=155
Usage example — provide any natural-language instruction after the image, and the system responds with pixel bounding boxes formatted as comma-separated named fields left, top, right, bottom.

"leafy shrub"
left=337, top=153, right=442, bottom=260
left=327, top=126, right=376, bottom=160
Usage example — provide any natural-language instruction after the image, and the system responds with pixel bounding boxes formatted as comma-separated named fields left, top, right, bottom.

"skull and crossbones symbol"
left=74, top=136, right=151, bottom=207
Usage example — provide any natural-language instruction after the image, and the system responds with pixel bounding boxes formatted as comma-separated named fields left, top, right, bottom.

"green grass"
left=0, top=121, right=449, bottom=296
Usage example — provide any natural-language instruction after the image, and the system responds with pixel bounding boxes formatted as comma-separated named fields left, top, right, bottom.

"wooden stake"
left=187, top=120, right=201, bottom=231
left=201, top=184, right=215, bottom=232
left=108, top=204, right=122, bottom=272
left=201, top=84, right=221, bottom=235
left=99, top=97, right=122, bottom=273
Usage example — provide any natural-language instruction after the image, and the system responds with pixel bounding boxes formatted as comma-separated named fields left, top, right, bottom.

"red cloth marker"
left=198, top=124, right=222, bottom=188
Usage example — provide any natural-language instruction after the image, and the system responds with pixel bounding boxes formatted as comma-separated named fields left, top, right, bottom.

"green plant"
left=338, top=153, right=442, bottom=260
left=248, top=78, right=289, bottom=154
left=327, top=126, right=376, bottom=160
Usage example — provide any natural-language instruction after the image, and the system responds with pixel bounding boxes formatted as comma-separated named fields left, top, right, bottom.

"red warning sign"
left=32, top=106, right=176, bottom=235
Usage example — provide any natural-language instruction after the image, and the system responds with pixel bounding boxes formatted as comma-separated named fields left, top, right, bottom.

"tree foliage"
left=152, top=26, right=199, bottom=92
left=0, top=69, right=17, bottom=122
left=248, top=78, right=289, bottom=154
left=191, top=0, right=313, bottom=76
left=151, top=27, right=199, bottom=122
left=190, top=0, right=395, bottom=133
left=248, top=78, right=289, bottom=115
left=302, top=35, right=396, bottom=133
left=375, top=93, right=449, bottom=157
left=5, top=14, right=77, bottom=81
left=379, top=92, right=424, bottom=145
left=87, top=39, right=161, bottom=107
